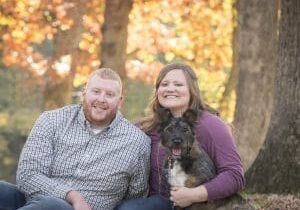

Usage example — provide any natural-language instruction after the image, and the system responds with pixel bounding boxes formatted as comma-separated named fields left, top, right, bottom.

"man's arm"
left=16, top=112, right=72, bottom=199
left=125, top=137, right=151, bottom=199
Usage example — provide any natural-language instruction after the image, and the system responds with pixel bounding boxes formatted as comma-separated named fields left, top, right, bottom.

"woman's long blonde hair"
left=140, top=63, right=218, bottom=133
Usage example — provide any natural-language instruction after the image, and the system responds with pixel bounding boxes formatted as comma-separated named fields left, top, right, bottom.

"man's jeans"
left=0, top=181, right=73, bottom=210
left=115, top=195, right=173, bottom=210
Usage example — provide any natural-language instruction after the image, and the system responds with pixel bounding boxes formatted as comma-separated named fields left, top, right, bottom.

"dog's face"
left=158, top=108, right=198, bottom=158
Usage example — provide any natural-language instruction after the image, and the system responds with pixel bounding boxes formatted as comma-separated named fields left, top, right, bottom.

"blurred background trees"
left=0, top=0, right=235, bottom=182
left=233, top=0, right=278, bottom=170
left=245, top=0, right=300, bottom=193
left=0, top=0, right=299, bottom=195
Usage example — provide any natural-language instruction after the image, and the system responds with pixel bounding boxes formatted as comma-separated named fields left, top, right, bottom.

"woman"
left=116, top=63, right=245, bottom=210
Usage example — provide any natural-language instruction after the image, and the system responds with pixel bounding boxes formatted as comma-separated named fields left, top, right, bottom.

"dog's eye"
left=164, top=126, right=172, bottom=132
left=167, top=127, right=173, bottom=132
left=183, top=127, right=190, bottom=133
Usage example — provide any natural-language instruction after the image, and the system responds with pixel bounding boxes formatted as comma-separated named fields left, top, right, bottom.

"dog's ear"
left=182, top=109, right=198, bottom=127
left=157, top=107, right=172, bottom=123
left=157, top=107, right=173, bottom=132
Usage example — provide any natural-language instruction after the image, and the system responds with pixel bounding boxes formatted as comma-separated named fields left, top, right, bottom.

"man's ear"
left=80, top=87, right=86, bottom=103
left=118, top=95, right=123, bottom=109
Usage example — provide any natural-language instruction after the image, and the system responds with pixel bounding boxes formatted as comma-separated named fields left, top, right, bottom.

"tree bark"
left=219, top=3, right=238, bottom=120
left=100, top=0, right=133, bottom=80
left=233, top=0, right=278, bottom=170
left=246, top=0, right=300, bottom=193
left=43, top=0, right=87, bottom=110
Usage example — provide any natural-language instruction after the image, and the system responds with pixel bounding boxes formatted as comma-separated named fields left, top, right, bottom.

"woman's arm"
left=199, top=114, right=245, bottom=201
left=170, top=113, right=245, bottom=207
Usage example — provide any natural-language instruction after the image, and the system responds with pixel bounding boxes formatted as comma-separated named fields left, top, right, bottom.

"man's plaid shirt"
left=16, top=104, right=151, bottom=210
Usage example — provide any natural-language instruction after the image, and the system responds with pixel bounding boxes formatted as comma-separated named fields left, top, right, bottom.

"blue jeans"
left=0, top=181, right=73, bottom=210
left=115, top=195, right=173, bottom=210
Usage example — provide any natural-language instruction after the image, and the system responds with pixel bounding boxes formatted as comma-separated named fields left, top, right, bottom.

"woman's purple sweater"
left=148, top=111, right=245, bottom=201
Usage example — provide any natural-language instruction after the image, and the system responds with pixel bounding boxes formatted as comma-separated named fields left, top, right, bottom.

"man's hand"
left=66, top=190, right=92, bottom=210
left=170, top=185, right=208, bottom=208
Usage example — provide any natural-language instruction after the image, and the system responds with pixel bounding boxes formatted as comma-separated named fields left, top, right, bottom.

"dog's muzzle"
left=172, top=138, right=183, bottom=145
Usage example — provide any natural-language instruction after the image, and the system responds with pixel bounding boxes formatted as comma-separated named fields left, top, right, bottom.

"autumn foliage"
left=0, top=0, right=234, bottom=118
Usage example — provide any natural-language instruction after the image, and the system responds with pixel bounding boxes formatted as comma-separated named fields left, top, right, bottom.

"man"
left=0, top=68, right=150, bottom=210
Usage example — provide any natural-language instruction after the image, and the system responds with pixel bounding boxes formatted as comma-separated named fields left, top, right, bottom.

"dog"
left=158, top=108, right=254, bottom=210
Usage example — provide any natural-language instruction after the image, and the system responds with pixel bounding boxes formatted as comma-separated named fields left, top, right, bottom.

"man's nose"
left=97, top=93, right=107, bottom=102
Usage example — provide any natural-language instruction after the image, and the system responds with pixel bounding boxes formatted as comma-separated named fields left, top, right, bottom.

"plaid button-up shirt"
left=16, top=104, right=150, bottom=210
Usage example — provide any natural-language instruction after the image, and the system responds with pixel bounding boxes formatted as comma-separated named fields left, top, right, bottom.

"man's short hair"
left=87, top=68, right=123, bottom=94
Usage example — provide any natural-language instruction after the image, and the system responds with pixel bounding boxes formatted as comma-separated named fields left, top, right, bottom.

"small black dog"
left=158, top=108, right=254, bottom=210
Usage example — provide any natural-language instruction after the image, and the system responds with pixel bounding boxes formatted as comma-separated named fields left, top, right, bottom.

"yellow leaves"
left=0, top=113, right=9, bottom=128
left=79, top=33, right=99, bottom=54
left=198, top=68, right=227, bottom=109
left=0, top=15, right=16, bottom=26
left=126, top=60, right=163, bottom=85
left=0, top=139, right=9, bottom=154
left=165, top=52, right=175, bottom=62
left=82, top=15, right=101, bottom=34
left=28, top=0, right=40, bottom=8
left=1, top=109, right=39, bottom=136
left=3, top=157, right=14, bottom=166
left=74, top=74, right=88, bottom=88
left=30, top=30, right=45, bottom=44
left=53, top=55, right=71, bottom=76
left=11, top=28, right=26, bottom=40
left=136, top=51, right=155, bottom=63
left=16, top=0, right=26, bottom=12
left=0, top=0, right=235, bottom=121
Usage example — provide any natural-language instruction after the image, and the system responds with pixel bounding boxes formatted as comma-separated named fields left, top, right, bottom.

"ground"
left=246, top=194, right=300, bottom=210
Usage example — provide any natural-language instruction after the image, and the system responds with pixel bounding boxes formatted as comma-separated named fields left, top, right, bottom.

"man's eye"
left=106, top=92, right=115, bottom=97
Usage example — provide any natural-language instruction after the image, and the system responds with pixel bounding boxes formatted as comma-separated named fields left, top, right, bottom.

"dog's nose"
left=173, top=138, right=182, bottom=144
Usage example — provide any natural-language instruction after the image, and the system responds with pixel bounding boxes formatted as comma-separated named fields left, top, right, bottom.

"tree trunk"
left=43, top=0, right=87, bottom=110
left=233, top=0, right=278, bottom=170
left=100, top=0, right=133, bottom=80
left=246, top=0, right=300, bottom=193
left=219, top=2, right=238, bottom=120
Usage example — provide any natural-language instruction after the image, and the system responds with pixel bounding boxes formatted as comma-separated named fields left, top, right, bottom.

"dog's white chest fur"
left=168, top=160, right=188, bottom=187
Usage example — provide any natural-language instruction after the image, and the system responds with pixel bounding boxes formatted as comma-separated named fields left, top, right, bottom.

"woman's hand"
left=170, top=185, right=208, bottom=208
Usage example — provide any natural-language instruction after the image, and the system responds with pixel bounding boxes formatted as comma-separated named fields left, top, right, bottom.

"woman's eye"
left=175, top=83, right=183, bottom=87
left=160, top=83, right=168, bottom=87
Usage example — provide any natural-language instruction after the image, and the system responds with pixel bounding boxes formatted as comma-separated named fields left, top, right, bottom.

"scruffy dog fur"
left=158, top=108, right=254, bottom=210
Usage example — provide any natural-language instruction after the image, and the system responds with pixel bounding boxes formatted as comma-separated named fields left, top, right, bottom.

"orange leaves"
left=127, top=0, right=233, bottom=80
left=1, top=0, right=234, bottom=99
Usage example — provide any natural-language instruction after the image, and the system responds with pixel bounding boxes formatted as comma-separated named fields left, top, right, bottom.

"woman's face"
left=157, top=69, right=190, bottom=117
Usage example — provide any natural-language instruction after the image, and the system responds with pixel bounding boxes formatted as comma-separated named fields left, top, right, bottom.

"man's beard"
left=82, top=98, right=117, bottom=127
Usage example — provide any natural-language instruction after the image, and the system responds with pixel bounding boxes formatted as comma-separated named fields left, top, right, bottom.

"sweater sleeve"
left=196, top=114, right=245, bottom=201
